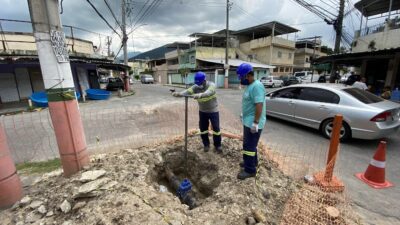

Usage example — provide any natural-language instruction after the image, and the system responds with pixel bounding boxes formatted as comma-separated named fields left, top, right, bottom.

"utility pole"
left=334, top=0, right=345, bottom=53
left=224, top=0, right=230, bottom=89
left=107, top=36, right=112, bottom=57
left=27, top=0, right=89, bottom=177
left=122, top=0, right=130, bottom=91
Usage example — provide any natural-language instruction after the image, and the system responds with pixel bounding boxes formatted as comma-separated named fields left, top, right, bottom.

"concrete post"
left=122, top=0, right=130, bottom=92
left=360, top=60, right=368, bottom=78
left=385, top=53, right=400, bottom=88
left=27, top=0, right=89, bottom=177
left=0, top=124, right=23, bottom=209
left=224, top=0, right=230, bottom=89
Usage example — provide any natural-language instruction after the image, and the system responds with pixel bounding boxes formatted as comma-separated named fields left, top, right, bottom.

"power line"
left=86, top=0, right=121, bottom=38
left=104, top=0, right=122, bottom=29
left=319, top=0, right=339, bottom=12
left=133, top=0, right=163, bottom=28
left=129, top=0, right=151, bottom=28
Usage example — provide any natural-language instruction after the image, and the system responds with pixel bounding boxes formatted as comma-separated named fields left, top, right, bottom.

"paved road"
left=134, top=83, right=400, bottom=225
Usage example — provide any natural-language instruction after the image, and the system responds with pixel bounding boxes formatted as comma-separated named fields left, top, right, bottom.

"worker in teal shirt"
left=236, top=63, right=266, bottom=180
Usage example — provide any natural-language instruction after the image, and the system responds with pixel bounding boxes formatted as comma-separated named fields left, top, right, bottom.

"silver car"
left=266, top=84, right=400, bottom=140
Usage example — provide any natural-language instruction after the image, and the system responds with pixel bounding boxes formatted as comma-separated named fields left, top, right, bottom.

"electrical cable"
left=86, top=0, right=121, bottom=38
left=104, top=0, right=122, bottom=29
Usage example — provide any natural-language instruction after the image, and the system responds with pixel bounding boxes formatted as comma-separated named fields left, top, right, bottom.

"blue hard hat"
left=236, top=63, right=253, bottom=79
left=194, top=71, right=206, bottom=85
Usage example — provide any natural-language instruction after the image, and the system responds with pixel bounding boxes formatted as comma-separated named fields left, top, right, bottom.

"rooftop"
left=198, top=58, right=275, bottom=69
left=233, top=21, right=299, bottom=39
left=355, top=0, right=400, bottom=17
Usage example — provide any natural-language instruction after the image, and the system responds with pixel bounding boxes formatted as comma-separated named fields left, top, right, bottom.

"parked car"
left=280, top=75, right=300, bottom=86
left=140, top=74, right=154, bottom=84
left=339, top=74, right=349, bottom=83
left=99, top=77, right=108, bottom=83
left=106, top=77, right=124, bottom=91
left=265, top=84, right=400, bottom=140
left=293, top=71, right=313, bottom=82
left=260, top=76, right=283, bottom=88
left=301, top=74, right=320, bottom=83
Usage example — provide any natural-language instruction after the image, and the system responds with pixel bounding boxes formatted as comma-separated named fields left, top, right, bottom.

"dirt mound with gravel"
left=0, top=136, right=360, bottom=225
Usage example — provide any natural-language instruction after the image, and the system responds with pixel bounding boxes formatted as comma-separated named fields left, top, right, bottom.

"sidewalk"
left=0, top=101, right=28, bottom=116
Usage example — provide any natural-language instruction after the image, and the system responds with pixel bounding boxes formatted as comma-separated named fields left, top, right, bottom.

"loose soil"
left=0, top=136, right=361, bottom=225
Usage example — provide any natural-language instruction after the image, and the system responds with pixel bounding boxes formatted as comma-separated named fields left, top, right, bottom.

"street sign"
left=50, top=30, right=70, bottom=63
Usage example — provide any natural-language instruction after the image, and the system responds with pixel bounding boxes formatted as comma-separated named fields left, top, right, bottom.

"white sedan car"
left=260, top=76, right=283, bottom=88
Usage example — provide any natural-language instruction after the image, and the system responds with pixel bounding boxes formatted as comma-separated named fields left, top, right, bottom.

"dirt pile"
left=0, top=136, right=360, bottom=225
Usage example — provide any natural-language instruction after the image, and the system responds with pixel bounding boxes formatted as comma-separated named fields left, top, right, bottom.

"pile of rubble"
left=0, top=136, right=359, bottom=225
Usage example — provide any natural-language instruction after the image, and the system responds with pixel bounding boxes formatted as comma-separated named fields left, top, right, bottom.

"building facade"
left=294, top=39, right=327, bottom=71
left=314, top=0, right=400, bottom=92
left=234, top=22, right=298, bottom=76
left=0, top=32, right=127, bottom=103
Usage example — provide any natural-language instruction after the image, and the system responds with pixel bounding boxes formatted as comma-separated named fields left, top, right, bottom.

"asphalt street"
left=133, top=83, right=400, bottom=225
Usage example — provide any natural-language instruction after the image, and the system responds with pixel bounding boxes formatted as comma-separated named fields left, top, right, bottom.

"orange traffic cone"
left=355, top=141, right=393, bottom=189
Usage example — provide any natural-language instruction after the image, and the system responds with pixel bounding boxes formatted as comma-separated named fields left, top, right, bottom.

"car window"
left=260, top=77, right=267, bottom=80
left=298, top=88, right=340, bottom=104
left=343, top=88, right=383, bottom=104
left=295, top=72, right=305, bottom=77
left=272, top=88, right=300, bottom=99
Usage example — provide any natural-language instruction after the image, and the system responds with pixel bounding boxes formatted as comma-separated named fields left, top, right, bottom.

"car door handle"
left=288, top=101, right=295, bottom=105
left=319, top=105, right=328, bottom=110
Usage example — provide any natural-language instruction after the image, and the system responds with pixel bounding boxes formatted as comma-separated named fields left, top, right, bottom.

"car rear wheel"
left=321, top=119, right=351, bottom=141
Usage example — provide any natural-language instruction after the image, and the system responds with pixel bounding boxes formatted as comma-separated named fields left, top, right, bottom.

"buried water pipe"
left=164, top=167, right=197, bottom=209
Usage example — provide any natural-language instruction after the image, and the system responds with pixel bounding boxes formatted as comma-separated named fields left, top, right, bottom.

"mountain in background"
left=115, top=51, right=141, bottom=62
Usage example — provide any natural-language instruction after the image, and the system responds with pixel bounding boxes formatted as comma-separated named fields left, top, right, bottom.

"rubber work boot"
left=204, top=146, right=210, bottom=152
left=237, top=170, right=256, bottom=180
left=215, top=146, right=223, bottom=154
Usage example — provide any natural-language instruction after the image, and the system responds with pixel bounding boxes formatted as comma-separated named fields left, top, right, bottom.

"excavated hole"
left=149, top=149, right=221, bottom=208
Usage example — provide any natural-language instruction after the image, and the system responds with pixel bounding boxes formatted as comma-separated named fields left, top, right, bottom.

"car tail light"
left=269, top=80, right=272, bottom=82
left=370, top=111, right=392, bottom=122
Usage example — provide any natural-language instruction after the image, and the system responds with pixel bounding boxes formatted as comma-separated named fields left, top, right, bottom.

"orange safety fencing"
left=0, top=100, right=361, bottom=224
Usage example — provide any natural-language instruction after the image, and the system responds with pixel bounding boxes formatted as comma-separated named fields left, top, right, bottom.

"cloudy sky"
left=0, top=0, right=365, bottom=56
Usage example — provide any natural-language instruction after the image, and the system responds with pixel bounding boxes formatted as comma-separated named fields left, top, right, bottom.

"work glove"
left=193, top=93, right=203, bottom=99
left=172, top=92, right=182, bottom=97
left=250, top=122, right=259, bottom=134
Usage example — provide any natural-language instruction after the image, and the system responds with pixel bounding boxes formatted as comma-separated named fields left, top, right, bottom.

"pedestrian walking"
left=236, top=63, right=266, bottom=180
left=172, top=72, right=222, bottom=153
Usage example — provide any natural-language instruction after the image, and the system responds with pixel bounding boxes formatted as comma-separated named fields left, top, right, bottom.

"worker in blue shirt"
left=236, top=63, right=266, bottom=180
left=172, top=72, right=222, bottom=153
